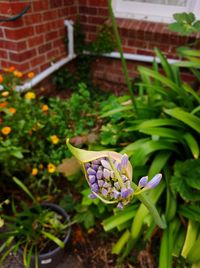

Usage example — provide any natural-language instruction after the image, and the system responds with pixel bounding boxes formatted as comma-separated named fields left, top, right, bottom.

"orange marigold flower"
left=27, top=72, right=35, bottom=79
left=9, top=107, right=16, bottom=114
left=1, top=126, right=11, bottom=135
left=31, top=168, right=38, bottom=176
left=41, top=104, right=49, bottom=112
left=14, top=71, right=23, bottom=78
left=0, top=101, right=8, bottom=108
left=24, top=92, right=36, bottom=100
left=50, top=135, right=59, bottom=144
left=1, top=91, right=9, bottom=97
left=0, top=75, right=3, bottom=83
left=47, top=163, right=56, bottom=173
left=8, top=66, right=15, bottom=72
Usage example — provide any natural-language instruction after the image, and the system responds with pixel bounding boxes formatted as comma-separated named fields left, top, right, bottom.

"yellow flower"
left=9, top=107, right=16, bottom=114
left=0, top=75, right=3, bottom=83
left=31, top=168, right=38, bottom=176
left=14, top=71, right=23, bottom=78
left=41, top=104, right=49, bottom=112
left=47, top=163, right=56, bottom=173
left=27, top=72, right=35, bottom=79
left=1, top=126, right=11, bottom=135
left=1, top=91, right=9, bottom=97
left=39, top=164, right=44, bottom=170
left=24, top=92, right=36, bottom=100
left=50, top=135, right=59, bottom=144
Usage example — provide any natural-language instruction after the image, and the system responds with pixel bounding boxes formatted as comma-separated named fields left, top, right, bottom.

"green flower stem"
left=107, top=0, right=137, bottom=111
left=132, top=182, right=167, bottom=229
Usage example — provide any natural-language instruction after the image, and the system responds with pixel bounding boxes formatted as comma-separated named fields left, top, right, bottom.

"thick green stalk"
left=107, top=0, right=136, bottom=111
left=132, top=182, right=167, bottom=229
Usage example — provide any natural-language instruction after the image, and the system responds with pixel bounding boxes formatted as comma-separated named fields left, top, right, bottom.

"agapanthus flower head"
left=67, top=139, right=133, bottom=209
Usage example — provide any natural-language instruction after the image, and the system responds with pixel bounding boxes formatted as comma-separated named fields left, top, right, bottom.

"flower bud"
left=67, top=139, right=133, bottom=208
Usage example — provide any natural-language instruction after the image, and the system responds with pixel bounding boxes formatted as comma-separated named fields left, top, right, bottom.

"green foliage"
left=171, top=159, right=200, bottom=202
left=0, top=201, right=69, bottom=268
left=169, top=12, right=200, bottom=36
left=99, top=48, right=200, bottom=265
left=0, top=70, right=99, bottom=195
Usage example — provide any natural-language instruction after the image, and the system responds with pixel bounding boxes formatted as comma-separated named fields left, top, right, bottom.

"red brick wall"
left=0, top=0, right=77, bottom=74
left=78, top=1, right=198, bottom=91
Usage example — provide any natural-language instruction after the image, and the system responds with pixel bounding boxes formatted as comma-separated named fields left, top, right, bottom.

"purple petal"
left=145, top=174, right=162, bottom=189
left=103, top=182, right=111, bottom=188
left=91, top=183, right=99, bottom=193
left=121, top=175, right=128, bottom=182
left=88, top=193, right=97, bottom=199
left=114, top=182, right=120, bottom=190
left=85, top=163, right=90, bottom=169
left=103, top=169, right=110, bottom=179
left=117, top=163, right=122, bottom=172
left=88, top=175, right=96, bottom=184
left=87, top=168, right=96, bottom=175
left=101, top=188, right=108, bottom=197
left=97, top=179, right=104, bottom=187
left=117, top=202, right=124, bottom=210
left=101, top=159, right=112, bottom=170
left=96, top=170, right=103, bottom=180
left=121, top=187, right=133, bottom=198
left=92, top=159, right=101, bottom=165
left=121, top=154, right=128, bottom=167
left=113, top=189, right=120, bottom=199
left=110, top=171, right=114, bottom=179
left=91, top=164, right=99, bottom=171
left=138, top=176, right=148, bottom=188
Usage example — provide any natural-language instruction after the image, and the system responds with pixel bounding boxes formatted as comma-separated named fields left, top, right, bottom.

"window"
left=113, top=0, right=200, bottom=23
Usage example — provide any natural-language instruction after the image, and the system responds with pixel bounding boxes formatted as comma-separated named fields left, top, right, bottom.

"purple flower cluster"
left=85, top=154, right=133, bottom=209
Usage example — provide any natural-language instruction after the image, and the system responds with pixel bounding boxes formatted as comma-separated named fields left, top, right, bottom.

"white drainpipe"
left=16, top=20, right=76, bottom=92
left=101, top=51, right=179, bottom=64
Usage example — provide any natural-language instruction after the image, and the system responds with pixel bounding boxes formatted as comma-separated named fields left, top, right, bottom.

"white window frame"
left=113, top=0, right=200, bottom=23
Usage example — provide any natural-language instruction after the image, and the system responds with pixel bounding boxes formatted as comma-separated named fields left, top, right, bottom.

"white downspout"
left=83, top=51, right=179, bottom=64
left=16, top=20, right=76, bottom=92
left=101, top=51, right=179, bottom=64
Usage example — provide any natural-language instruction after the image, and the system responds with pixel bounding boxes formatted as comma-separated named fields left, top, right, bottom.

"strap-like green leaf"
left=164, top=108, right=200, bottom=133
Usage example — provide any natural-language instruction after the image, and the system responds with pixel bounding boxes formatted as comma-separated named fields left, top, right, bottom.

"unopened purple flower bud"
left=101, top=188, right=108, bottom=197
left=103, top=169, right=110, bottom=179
left=101, top=159, right=112, bottom=170
left=103, top=181, right=110, bottom=188
left=117, top=163, right=122, bottom=171
left=117, top=202, right=124, bottom=210
left=98, top=179, right=104, bottom=187
left=92, top=159, right=101, bottom=165
left=145, top=174, right=162, bottom=189
left=110, top=171, right=114, bottom=179
left=85, top=163, right=90, bottom=169
left=113, top=189, right=120, bottom=199
left=92, top=164, right=99, bottom=171
left=121, top=175, right=128, bottom=182
left=96, top=170, right=103, bottom=180
left=88, top=175, right=96, bottom=184
left=114, top=182, right=120, bottom=190
left=121, top=154, right=128, bottom=167
left=121, top=187, right=133, bottom=198
left=89, top=192, right=97, bottom=199
left=87, top=168, right=96, bottom=175
left=91, top=183, right=99, bottom=193
left=138, top=176, right=148, bottom=188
